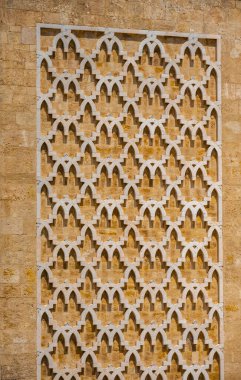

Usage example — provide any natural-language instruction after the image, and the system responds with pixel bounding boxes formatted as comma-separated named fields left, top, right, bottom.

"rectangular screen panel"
left=37, top=25, right=223, bottom=380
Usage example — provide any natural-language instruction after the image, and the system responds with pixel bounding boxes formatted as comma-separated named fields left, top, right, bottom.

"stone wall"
left=0, top=1, right=241, bottom=379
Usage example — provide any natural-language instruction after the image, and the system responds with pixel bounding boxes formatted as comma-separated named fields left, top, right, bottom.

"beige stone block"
left=16, top=111, right=34, bottom=126
left=0, top=235, right=36, bottom=264
left=0, top=30, right=8, bottom=43
left=8, top=30, right=20, bottom=43
left=0, top=217, right=23, bottom=235
left=235, top=83, right=241, bottom=99
left=223, top=185, right=241, bottom=201
left=1, top=267, right=20, bottom=284
left=223, top=82, right=236, bottom=100
left=0, top=353, right=36, bottom=380
left=9, top=25, right=21, bottom=32
left=0, top=284, right=21, bottom=298
left=230, top=38, right=241, bottom=58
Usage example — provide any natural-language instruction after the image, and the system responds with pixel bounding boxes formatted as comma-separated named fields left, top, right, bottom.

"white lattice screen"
left=37, top=25, right=223, bottom=379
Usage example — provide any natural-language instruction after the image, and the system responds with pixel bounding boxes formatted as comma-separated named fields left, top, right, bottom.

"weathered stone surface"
left=21, top=27, right=35, bottom=45
left=0, top=0, right=241, bottom=379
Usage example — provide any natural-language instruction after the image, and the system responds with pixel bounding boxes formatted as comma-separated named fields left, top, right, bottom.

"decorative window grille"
left=37, top=25, right=223, bottom=380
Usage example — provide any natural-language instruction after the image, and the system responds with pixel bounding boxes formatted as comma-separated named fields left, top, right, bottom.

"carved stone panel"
left=37, top=25, right=223, bottom=379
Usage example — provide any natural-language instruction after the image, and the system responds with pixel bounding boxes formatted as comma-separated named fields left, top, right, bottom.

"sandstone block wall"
left=0, top=1, right=241, bottom=379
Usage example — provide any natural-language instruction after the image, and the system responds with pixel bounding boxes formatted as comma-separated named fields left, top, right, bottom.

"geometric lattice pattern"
left=37, top=25, right=223, bottom=380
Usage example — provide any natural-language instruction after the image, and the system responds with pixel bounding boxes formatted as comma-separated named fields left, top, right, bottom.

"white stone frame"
left=36, top=24, right=223, bottom=380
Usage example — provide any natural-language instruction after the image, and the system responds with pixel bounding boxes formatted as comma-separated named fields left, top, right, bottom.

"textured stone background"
left=0, top=0, right=241, bottom=379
